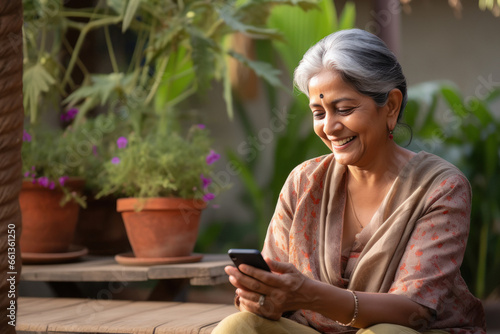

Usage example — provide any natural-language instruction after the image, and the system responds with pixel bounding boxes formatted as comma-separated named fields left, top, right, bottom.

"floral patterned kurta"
left=262, top=152, right=486, bottom=334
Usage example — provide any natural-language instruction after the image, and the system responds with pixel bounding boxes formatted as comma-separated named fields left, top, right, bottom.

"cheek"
left=313, top=121, right=325, bottom=139
left=313, top=121, right=332, bottom=149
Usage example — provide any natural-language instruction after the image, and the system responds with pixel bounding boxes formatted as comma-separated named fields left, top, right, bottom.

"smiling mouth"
left=333, top=136, right=355, bottom=146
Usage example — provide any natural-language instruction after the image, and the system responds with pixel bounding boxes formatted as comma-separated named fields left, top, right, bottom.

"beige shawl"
left=263, top=152, right=486, bottom=333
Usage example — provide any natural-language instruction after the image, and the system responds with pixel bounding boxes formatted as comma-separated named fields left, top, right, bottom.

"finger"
left=236, top=288, right=262, bottom=305
left=224, top=265, right=239, bottom=276
left=227, top=265, right=268, bottom=294
left=266, top=259, right=295, bottom=274
left=239, top=262, right=292, bottom=289
left=238, top=290, right=281, bottom=321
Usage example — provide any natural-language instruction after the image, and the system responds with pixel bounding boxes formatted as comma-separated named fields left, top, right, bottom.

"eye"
left=336, top=107, right=356, bottom=115
left=312, top=111, right=325, bottom=120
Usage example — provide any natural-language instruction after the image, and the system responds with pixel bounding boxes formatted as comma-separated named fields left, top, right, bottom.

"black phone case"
left=228, top=249, right=271, bottom=272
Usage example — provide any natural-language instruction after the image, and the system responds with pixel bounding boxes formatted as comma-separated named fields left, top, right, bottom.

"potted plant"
left=20, top=0, right=90, bottom=258
left=69, top=112, right=133, bottom=255
left=95, top=122, right=221, bottom=262
left=56, top=0, right=317, bottom=263
left=20, top=118, right=87, bottom=257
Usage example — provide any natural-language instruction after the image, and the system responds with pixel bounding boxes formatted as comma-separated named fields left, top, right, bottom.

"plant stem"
left=60, top=11, right=109, bottom=19
left=128, top=30, right=147, bottom=74
left=165, top=67, right=194, bottom=83
left=206, top=18, right=224, bottom=39
left=145, top=55, right=169, bottom=106
left=104, top=25, right=119, bottom=73
left=38, top=27, right=47, bottom=62
left=476, top=208, right=489, bottom=299
left=139, top=18, right=157, bottom=88
left=62, top=38, right=90, bottom=89
left=62, top=15, right=123, bottom=88
left=164, top=85, right=196, bottom=110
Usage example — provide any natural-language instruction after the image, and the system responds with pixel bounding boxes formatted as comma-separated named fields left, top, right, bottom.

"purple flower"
left=60, top=108, right=79, bottom=122
left=23, top=130, right=31, bottom=142
left=37, top=176, right=49, bottom=188
left=111, top=157, right=120, bottom=164
left=24, top=171, right=30, bottom=178
left=67, top=108, right=78, bottom=119
left=206, top=150, right=220, bottom=165
left=200, top=174, right=212, bottom=189
left=48, top=181, right=55, bottom=190
left=117, top=136, right=128, bottom=149
left=203, top=193, right=215, bottom=202
left=59, top=176, right=69, bottom=186
left=197, top=124, right=206, bottom=129
left=31, top=166, right=36, bottom=171
left=92, top=145, right=98, bottom=157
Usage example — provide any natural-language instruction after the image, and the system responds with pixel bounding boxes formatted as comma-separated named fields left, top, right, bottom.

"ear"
left=385, top=88, right=403, bottom=131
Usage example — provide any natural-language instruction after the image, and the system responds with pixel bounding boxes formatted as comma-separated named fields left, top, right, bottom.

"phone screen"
left=228, top=249, right=271, bottom=272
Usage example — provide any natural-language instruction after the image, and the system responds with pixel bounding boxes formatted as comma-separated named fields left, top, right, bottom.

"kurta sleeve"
left=388, top=174, right=482, bottom=328
left=262, top=169, right=298, bottom=263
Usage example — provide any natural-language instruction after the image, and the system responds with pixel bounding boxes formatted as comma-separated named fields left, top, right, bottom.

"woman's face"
left=308, top=70, right=394, bottom=167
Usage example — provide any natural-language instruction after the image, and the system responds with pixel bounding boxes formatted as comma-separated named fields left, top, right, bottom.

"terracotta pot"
left=75, top=195, right=131, bottom=255
left=117, top=197, right=206, bottom=258
left=19, top=178, right=85, bottom=253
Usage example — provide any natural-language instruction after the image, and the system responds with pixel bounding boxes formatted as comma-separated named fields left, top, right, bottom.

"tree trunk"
left=0, top=0, right=24, bottom=332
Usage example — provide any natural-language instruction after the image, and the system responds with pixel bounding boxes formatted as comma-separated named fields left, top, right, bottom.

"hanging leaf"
left=64, top=73, right=135, bottom=120
left=122, top=0, right=142, bottom=33
left=23, top=63, right=57, bottom=123
left=187, top=27, right=217, bottom=94
left=65, top=73, right=126, bottom=106
left=217, top=5, right=283, bottom=39
left=222, top=58, right=235, bottom=120
left=228, top=50, right=283, bottom=88
left=106, top=0, right=126, bottom=16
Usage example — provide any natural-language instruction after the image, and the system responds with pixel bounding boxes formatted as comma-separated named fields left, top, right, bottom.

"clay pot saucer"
left=115, top=252, right=203, bottom=266
left=22, top=245, right=88, bottom=264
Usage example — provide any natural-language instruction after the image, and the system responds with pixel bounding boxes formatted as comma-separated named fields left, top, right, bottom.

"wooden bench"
left=17, top=297, right=237, bottom=333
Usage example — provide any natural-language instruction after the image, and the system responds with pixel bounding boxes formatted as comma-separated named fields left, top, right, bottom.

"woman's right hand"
left=225, top=259, right=313, bottom=320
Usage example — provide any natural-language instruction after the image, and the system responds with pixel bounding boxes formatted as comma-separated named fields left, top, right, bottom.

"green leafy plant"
left=59, top=0, right=319, bottom=126
left=404, top=80, right=500, bottom=299
left=96, top=124, right=220, bottom=200
left=21, top=110, right=88, bottom=206
left=22, top=0, right=319, bottom=203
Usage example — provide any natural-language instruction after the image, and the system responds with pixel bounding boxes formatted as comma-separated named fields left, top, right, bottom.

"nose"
left=323, top=112, right=343, bottom=137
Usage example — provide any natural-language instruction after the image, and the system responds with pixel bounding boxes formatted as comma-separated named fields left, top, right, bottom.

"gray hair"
left=293, top=29, right=407, bottom=120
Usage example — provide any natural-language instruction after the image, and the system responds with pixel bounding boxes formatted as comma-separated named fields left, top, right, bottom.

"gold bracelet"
left=335, top=290, right=359, bottom=327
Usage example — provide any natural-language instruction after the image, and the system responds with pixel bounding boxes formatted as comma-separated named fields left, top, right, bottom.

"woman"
left=213, top=29, right=486, bottom=334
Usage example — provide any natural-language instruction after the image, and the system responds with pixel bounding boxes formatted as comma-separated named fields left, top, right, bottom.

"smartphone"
left=228, top=249, right=271, bottom=272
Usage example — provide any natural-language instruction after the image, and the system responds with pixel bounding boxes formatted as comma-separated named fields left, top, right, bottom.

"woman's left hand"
left=225, top=259, right=311, bottom=320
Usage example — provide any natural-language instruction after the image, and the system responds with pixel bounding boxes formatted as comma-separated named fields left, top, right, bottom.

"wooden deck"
left=17, top=297, right=237, bottom=333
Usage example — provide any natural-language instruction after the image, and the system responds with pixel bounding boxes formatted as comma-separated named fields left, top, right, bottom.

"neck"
left=347, top=143, right=413, bottom=188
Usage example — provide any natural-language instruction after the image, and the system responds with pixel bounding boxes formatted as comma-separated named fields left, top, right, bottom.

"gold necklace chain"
left=347, top=183, right=364, bottom=230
